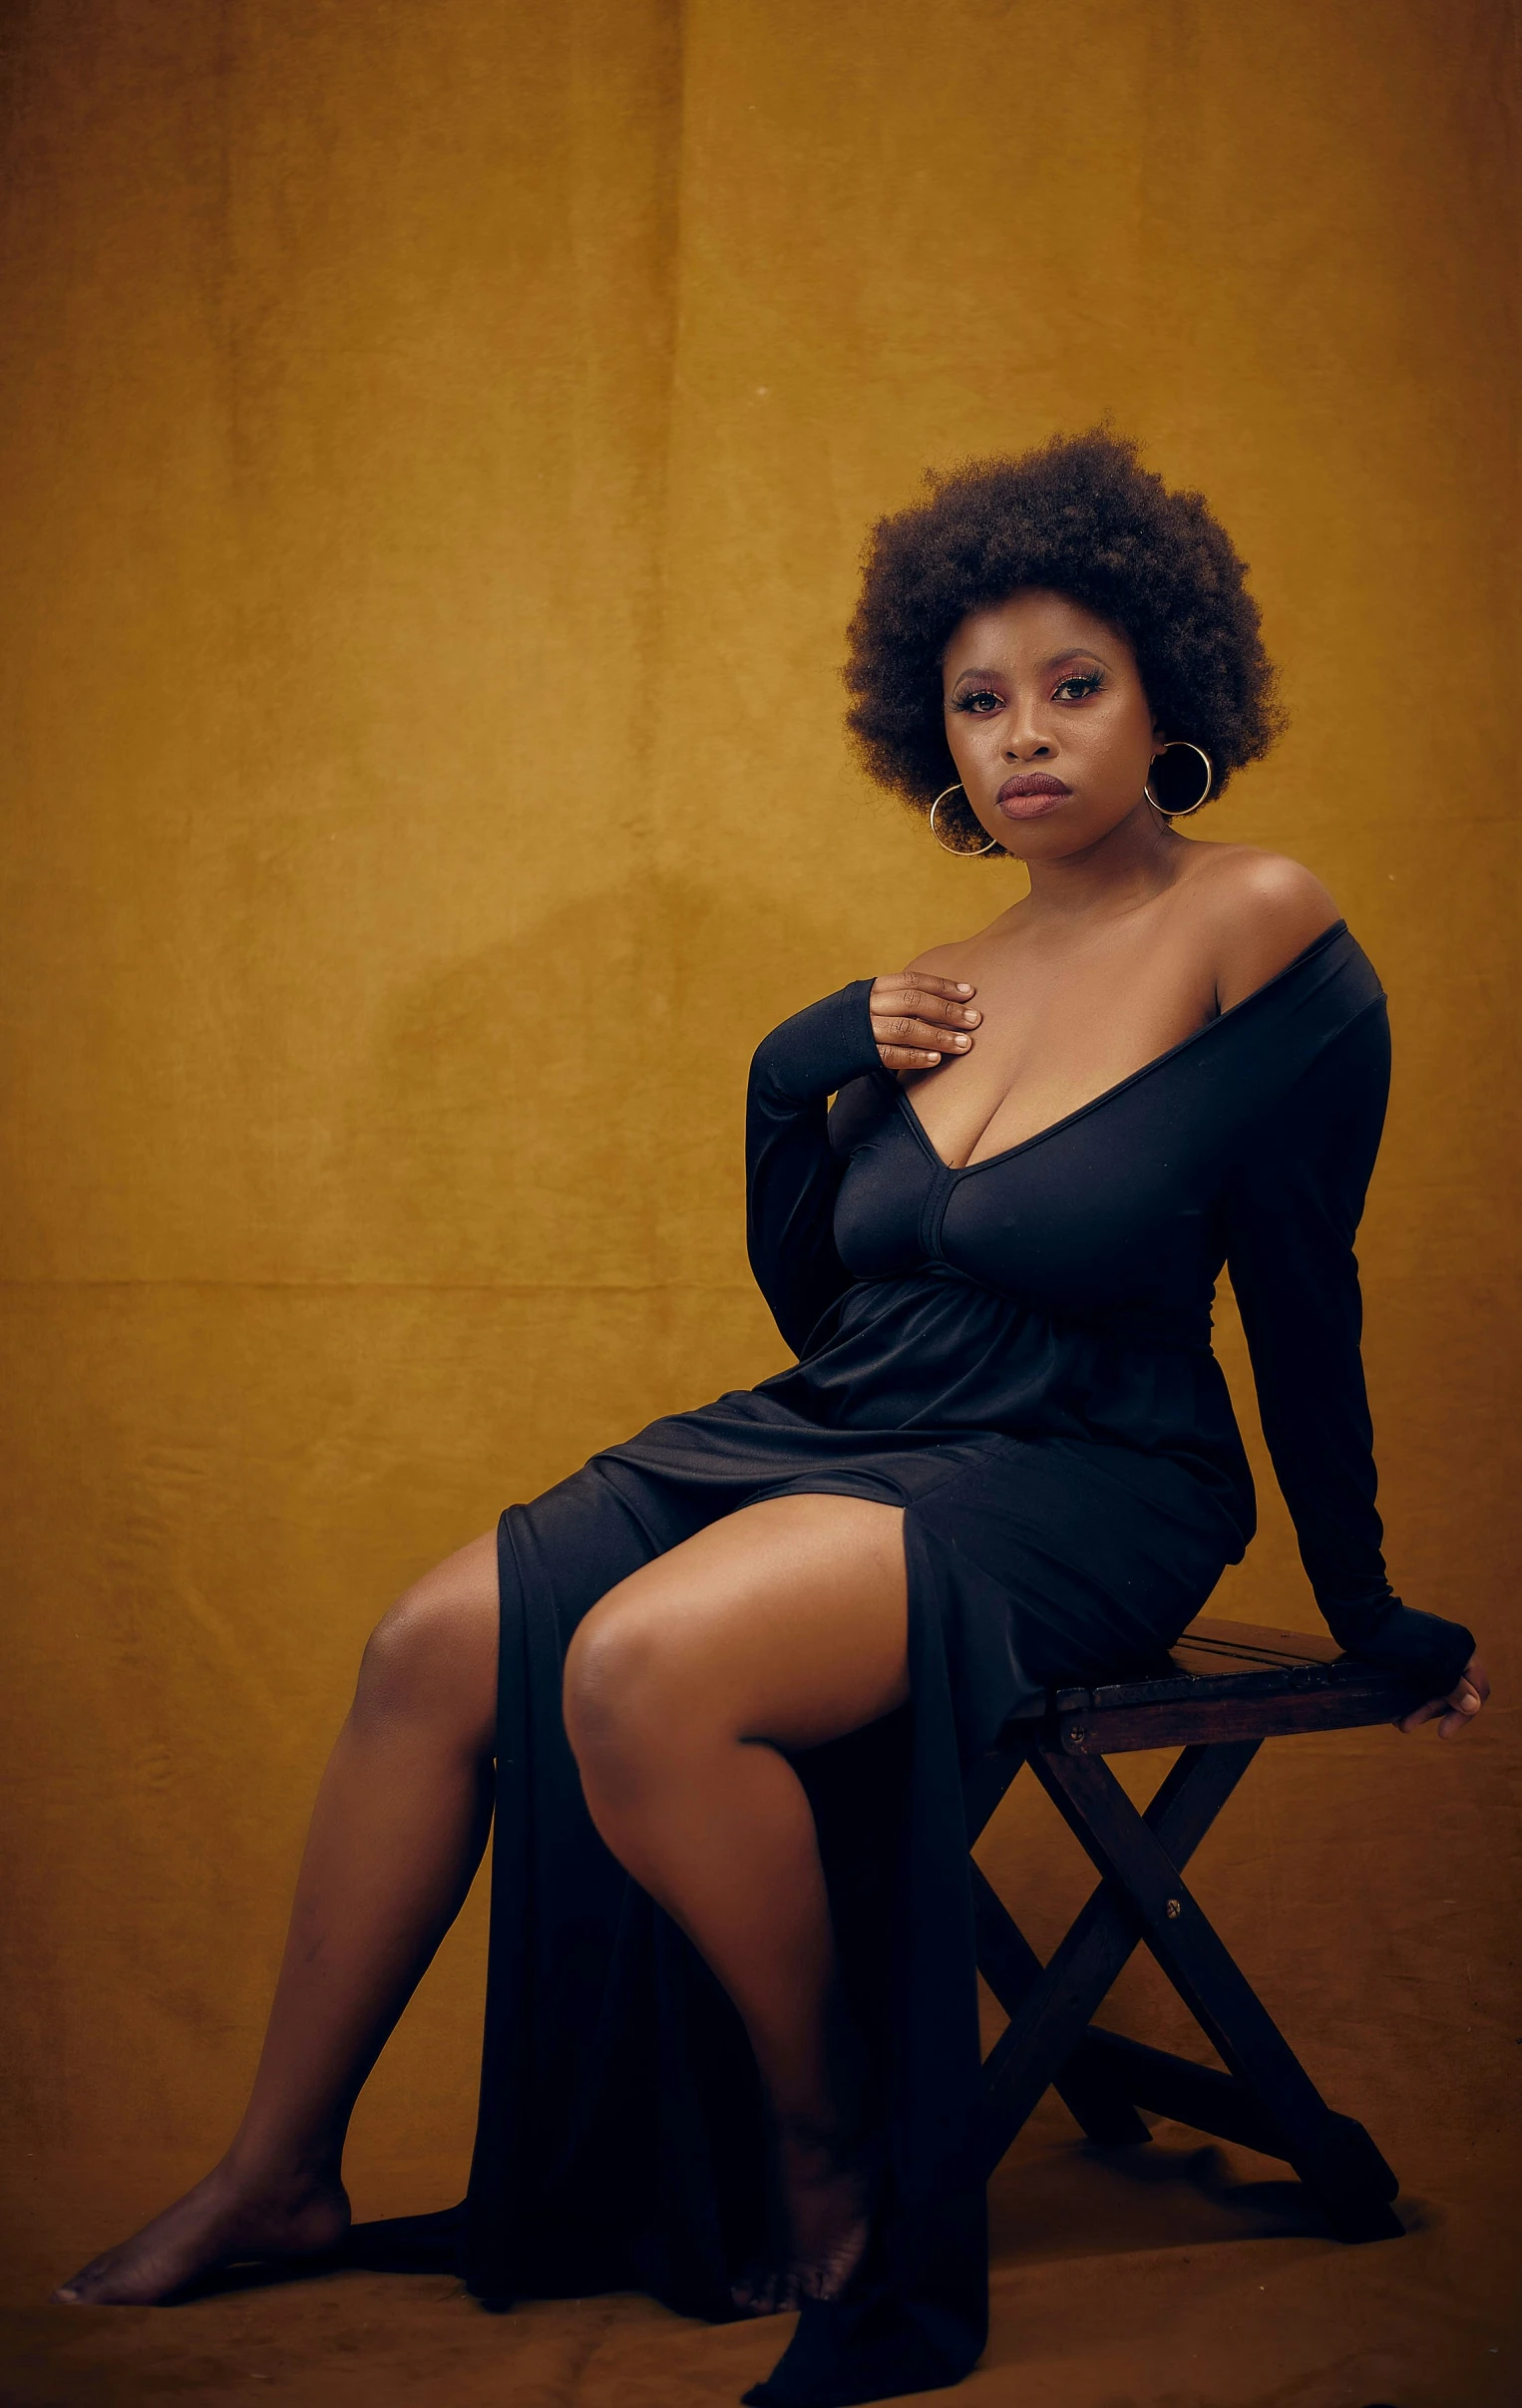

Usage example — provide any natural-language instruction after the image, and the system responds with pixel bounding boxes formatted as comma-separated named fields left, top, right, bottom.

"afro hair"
left=844, top=430, right=1284, bottom=834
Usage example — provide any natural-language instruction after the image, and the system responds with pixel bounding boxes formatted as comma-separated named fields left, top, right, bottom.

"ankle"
left=771, top=2062, right=876, bottom=2162
left=217, top=2136, right=344, bottom=2203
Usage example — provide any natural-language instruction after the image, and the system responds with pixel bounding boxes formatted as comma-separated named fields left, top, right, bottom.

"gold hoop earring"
left=930, top=785, right=998, bottom=857
left=1144, top=740, right=1214, bottom=819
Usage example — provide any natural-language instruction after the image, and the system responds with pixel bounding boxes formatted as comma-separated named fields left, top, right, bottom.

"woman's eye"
left=1052, top=673, right=1103, bottom=702
left=951, top=688, right=1002, bottom=714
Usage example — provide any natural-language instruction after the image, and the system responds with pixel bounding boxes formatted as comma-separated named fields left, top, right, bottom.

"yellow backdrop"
left=2, top=1, right=1516, bottom=2396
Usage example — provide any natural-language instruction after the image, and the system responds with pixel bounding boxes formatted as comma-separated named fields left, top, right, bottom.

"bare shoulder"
left=904, top=901, right=1024, bottom=985
left=904, top=938, right=974, bottom=982
left=1177, top=842, right=1340, bottom=1010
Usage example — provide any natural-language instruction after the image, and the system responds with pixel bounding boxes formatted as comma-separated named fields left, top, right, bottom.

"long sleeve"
left=1224, top=1001, right=1475, bottom=1692
left=745, top=978, right=883, bottom=1356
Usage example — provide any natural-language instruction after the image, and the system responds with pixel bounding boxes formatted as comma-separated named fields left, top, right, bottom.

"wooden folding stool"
left=969, top=1617, right=1430, bottom=2242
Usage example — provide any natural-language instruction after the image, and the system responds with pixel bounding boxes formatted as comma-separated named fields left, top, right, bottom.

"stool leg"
left=971, top=1863, right=1150, bottom=2146
left=1029, top=1745, right=1403, bottom=2242
left=979, top=1740, right=1261, bottom=2175
left=966, top=1746, right=1149, bottom=2144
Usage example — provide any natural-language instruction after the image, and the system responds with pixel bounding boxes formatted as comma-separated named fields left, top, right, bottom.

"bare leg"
left=562, top=1493, right=910, bottom=2311
left=56, top=1533, right=501, bottom=2305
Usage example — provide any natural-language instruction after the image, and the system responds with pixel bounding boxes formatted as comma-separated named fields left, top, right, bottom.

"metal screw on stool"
left=1166, top=1897, right=1182, bottom=1917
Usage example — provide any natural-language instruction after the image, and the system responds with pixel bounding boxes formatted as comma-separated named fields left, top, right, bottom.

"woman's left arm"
left=1223, top=1001, right=1489, bottom=1736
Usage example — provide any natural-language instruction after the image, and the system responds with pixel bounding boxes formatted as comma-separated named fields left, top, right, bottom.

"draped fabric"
left=461, top=925, right=1473, bottom=2406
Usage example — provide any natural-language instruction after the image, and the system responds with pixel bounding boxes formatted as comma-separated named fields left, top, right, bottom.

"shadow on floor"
left=986, top=2120, right=1433, bottom=2267
left=167, top=2204, right=467, bottom=2302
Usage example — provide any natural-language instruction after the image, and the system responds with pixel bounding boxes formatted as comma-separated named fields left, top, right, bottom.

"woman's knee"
left=563, top=1589, right=707, bottom=1791
left=355, top=1531, right=499, bottom=1743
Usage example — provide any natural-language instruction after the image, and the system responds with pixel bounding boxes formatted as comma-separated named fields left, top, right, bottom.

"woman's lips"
left=995, top=773, right=1071, bottom=820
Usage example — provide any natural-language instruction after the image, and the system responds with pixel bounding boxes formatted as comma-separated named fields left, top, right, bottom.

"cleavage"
left=902, top=967, right=1216, bottom=1170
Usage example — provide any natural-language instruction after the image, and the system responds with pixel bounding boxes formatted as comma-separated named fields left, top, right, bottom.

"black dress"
left=459, top=921, right=1473, bottom=2408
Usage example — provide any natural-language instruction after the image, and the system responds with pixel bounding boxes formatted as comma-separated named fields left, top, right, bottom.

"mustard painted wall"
left=2, top=0, right=1515, bottom=2238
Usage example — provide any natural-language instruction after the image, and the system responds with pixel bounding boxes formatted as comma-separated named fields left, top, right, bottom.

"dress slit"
left=461, top=1419, right=1232, bottom=2402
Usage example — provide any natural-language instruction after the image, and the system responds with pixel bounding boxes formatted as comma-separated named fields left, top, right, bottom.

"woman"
left=58, top=432, right=1487, bottom=2408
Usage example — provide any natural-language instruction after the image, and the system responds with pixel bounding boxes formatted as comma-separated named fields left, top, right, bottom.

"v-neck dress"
left=460, top=919, right=1473, bottom=2408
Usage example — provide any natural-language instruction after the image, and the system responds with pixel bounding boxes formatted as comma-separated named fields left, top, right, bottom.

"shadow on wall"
left=334, top=869, right=870, bottom=1295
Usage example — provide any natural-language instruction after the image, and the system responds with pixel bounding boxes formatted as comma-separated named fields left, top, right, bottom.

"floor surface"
left=8, top=1710, right=1519, bottom=2408
left=4, top=2088, right=1517, bottom=2408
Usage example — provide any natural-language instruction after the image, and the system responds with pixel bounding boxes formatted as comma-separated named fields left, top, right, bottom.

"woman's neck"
left=1020, top=803, right=1191, bottom=927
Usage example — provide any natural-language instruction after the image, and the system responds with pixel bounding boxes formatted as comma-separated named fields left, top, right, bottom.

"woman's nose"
left=1002, top=708, right=1052, bottom=760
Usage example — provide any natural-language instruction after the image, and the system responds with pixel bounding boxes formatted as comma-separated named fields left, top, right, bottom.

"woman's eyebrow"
left=949, top=648, right=1110, bottom=687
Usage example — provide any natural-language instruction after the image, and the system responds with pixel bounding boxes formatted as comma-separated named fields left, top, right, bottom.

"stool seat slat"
left=1033, top=1614, right=1429, bottom=1757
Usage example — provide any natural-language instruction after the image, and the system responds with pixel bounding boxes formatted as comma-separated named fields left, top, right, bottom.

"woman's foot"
left=731, top=2121, right=877, bottom=2317
left=54, top=2163, right=351, bottom=2306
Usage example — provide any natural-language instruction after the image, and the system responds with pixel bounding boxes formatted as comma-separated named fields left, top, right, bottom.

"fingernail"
left=955, top=983, right=973, bottom=993
left=954, top=1033, right=969, bottom=1046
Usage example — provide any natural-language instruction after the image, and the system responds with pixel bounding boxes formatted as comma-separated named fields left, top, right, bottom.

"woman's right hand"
left=869, top=974, right=981, bottom=1071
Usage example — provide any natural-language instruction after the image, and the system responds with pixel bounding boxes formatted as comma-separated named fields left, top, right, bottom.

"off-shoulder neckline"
left=897, top=917, right=1352, bottom=1179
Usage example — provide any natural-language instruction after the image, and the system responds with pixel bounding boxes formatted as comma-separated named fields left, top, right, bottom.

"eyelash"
left=951, top=672, right=1105, bottom=714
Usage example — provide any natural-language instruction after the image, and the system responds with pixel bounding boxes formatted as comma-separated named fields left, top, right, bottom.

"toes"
left=731, top=2263, right=799, bottom=2318
left=807, top=2238, right=864, bottom=2302
left=54, top=2278, right=115, bottom=2307
left=53, top=2258, right=112, bottom=2306
left=730, top=2267, right=766, bottom=2315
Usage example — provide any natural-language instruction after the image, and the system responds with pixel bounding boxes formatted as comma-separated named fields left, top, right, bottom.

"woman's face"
left=941, top=588, right=1167, bottom=859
